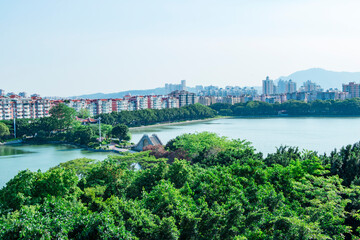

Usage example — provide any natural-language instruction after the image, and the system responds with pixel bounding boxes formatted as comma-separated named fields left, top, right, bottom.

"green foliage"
left=0, top=168, right=81, bottom=212
left=0, top=122, right=10, bottom=139
left=165, top=132, right=256, bottom=166
left=2, top=132, right=360, bottom=239
left=210, top=98, right=360, bottom=117
left=49, top=103, right=77, bottom=130
left=112, top=124, right=130, bottom=141
left=97, top=103, right=217, bottom=127
left=50, top=158, right=97, bottom=177
left=323, top=142, right=360, bottom=186
left=77, top=108, right=91, bottom=119
left=73, top=125, right=95, bottom=145
left=265, top=146, right=301, bottom=167
left=0, top=170, right=36, bottom=211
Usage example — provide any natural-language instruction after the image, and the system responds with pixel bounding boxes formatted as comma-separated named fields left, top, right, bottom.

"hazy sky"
left=1, top=0, right=360, bottom=96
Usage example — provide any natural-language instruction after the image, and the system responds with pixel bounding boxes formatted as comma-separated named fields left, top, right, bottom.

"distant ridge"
left=69, top=87, right=167, bottom=99
left=277, top=68, right=360, bottom=90
left=69, top=87, right=197, bottom=99
left=69, top=68, right=360, bottom=99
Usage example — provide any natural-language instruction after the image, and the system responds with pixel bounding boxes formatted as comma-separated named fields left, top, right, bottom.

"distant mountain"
left=69, top=87, right=197, bottom=99
left=277, top=68, right=360, bottom=90
left=69, top=88, right=167, bottom=99
left=69, top=68, right=358, bottom=99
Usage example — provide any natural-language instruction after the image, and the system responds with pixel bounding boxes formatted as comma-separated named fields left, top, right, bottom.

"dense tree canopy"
left=77, top=108, right=91, bottom=119
left=210, top=98, right=360, bottom=116
left=0, top=122, right=10, bottom=139
left=2, top=132, right=360, bottom=239
left=112, top=124, right=130, bottom=141
left=97, top=103, right=217, bottom=127
left=49, top=103, right=77, bottom=130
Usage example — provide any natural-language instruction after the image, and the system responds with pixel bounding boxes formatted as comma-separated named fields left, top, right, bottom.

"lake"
left=131, top=117, right=360, bottom=155
left=0, top=144, right=113, bottom=187
left=2, top=117, right=360, bottom=187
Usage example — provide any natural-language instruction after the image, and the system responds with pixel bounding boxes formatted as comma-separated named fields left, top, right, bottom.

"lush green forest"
left=2, top=132, right=360, bottom=239
left=210, top=98, right=360, bottom=116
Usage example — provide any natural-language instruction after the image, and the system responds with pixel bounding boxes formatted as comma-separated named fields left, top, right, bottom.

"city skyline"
left=1, top=1, right=360, bottom=96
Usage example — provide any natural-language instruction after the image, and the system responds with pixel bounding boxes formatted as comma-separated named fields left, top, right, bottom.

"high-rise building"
left=165, top=80, right=187, bottom=93
left=300, top=80, right=322, bottom=92
left=343, top=82, right=360, bottom=98
left=277, top=79, right=287, bottom=94
left=286, top=80, right=297, bottom=93
left=195, top=85, right=204, bottom=93
left=168, top=90, right=195, bottom=107
left=181, top=80, right=186, bottom=91
left=262, top=76, right=275, bottom=95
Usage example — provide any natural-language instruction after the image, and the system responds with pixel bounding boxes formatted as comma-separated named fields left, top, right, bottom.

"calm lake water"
left=2, top=117, right=360, bottom=187
left=131, top=117, right=360, bottom=155
left=0, top=144, right=113, bottom=187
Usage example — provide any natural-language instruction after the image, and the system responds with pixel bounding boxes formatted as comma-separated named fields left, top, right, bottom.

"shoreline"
left=232, top=114, right=360, bottom=118
left=129, top=114, right=360, bottom=130
left=129, top=116, right=229, bottom=131
left=0, top=140, right=130, bottom=154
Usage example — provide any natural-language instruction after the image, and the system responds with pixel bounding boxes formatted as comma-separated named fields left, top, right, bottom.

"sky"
left=1, top=0, right=360, bottom=97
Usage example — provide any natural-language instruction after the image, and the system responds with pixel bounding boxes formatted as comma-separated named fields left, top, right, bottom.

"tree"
left=75, top=126, right=94, bottom=145
left=0, top=122, right=10, bottom=138
left=77, top=108, right=91, bottom=119
left=112, top=124, right=129, bottom=141
left=49, top=103, right=77, bottom=130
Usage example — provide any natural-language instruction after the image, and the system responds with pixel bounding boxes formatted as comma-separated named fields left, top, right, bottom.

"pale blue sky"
left=1, top=0, right=360, bottom=96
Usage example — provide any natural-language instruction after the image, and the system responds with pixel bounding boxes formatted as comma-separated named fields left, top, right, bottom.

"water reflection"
left=0, top=144, right=112, bottom=187
left=131, top=117, right=360, bottom=155
left=0, top=146, right=33, bottom=156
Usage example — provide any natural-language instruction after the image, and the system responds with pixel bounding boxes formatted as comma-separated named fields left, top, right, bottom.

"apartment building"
left=343, top=82, right=360, bottom=98
left=161, top=97, right=179, bottom=109
left=262, top=76, right=275, bottom=95
left=66, top=100, right=88, bottom=112
left=222, top=96, right=241, bottom=105
left=148, top=96, right=163, bottom=110
left=112, top=99, right=129, bottom=112
left=168, top=90, right=196, bottom=107
left=0, top=97, right=51, bottom=120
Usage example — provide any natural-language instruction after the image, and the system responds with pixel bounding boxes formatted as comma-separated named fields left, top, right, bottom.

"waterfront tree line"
left=95, top=103, right=217, bottom=126
left=0, top=103, right=215, bottom=146
left=210, top=98, right=360, bottom=116
left=2, top=132, right=360, bottom=238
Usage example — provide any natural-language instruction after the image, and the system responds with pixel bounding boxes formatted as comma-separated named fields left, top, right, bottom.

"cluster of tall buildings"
left=263, top=77, right=315, bottom=95
left=260, top=76, right=353, bottom=103
left=196, top=85, right=258, bottom=97
left=263, top=77, right=326, bottom=95
left=165, top=80, right=187, bottom=93
left=2, top=78, right=360, bottom=121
